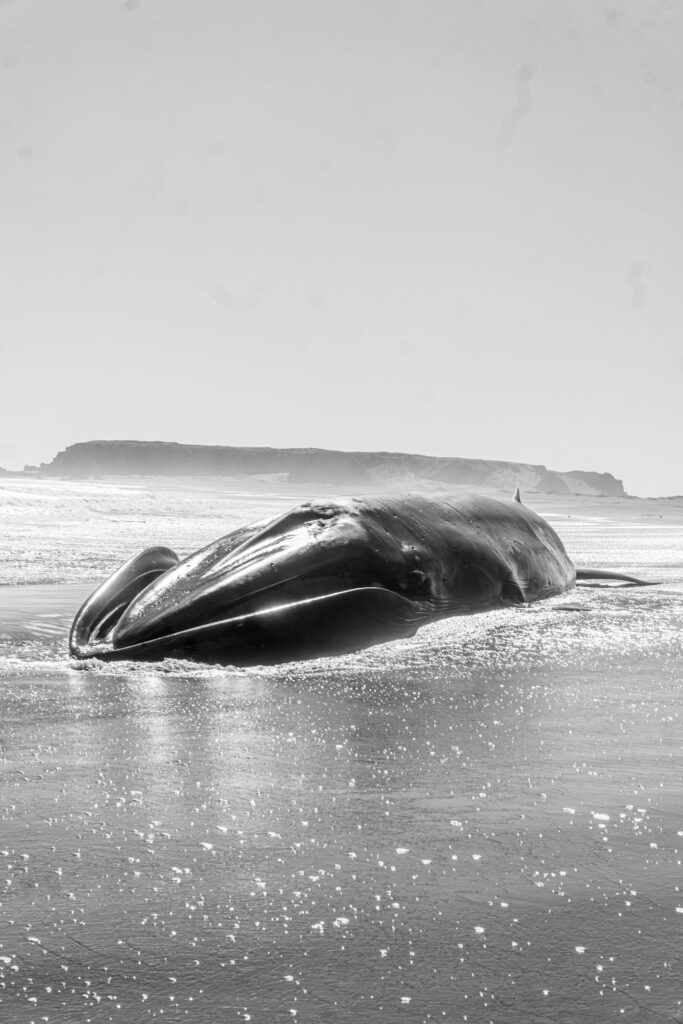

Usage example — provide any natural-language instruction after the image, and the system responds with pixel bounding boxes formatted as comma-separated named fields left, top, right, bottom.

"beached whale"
left=69, top=490, right=650, bottom=666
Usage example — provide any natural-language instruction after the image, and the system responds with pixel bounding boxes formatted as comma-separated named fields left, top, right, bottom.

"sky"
left=2, top=0, right=682, bottom=496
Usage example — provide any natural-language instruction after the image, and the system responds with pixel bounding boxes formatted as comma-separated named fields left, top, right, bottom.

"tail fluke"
left=575, top=568, right=658, bottom=586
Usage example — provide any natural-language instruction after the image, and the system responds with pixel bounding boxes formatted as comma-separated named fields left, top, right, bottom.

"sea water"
left=0, top=478, right=681, bottom=1023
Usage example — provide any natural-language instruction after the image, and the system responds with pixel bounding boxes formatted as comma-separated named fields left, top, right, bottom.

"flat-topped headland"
left=35, top=440, right=625, bottom=497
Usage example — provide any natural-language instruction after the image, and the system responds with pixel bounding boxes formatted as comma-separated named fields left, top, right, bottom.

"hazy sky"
left=2, top=0, right=682, bottom=495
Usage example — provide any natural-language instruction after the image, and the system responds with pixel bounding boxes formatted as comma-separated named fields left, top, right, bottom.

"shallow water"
left=0, top=480, right=682, bottom=1022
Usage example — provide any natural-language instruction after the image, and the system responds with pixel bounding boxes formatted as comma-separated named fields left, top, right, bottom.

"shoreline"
left=3, top=471, right=683, bottom=516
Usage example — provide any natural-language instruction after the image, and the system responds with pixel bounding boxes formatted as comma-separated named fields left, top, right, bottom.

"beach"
left=1, top=477, right=681, bottom=1023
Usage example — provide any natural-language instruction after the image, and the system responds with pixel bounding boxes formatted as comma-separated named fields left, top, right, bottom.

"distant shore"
left=10, top=438, right=629, bottom=498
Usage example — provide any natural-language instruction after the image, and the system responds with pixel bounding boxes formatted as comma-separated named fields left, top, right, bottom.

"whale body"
left=69, top=491, right=649, bottom=666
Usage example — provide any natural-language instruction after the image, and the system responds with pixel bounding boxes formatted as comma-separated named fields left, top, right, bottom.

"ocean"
left=1, top=477, right=681, bottom=1023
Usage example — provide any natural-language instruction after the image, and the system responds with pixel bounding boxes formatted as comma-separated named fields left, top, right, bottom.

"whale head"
left=70, top=499, right=441, bottom=665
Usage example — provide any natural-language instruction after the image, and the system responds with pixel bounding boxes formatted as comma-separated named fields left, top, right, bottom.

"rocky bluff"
left=39, top=441, right=625, bottom=497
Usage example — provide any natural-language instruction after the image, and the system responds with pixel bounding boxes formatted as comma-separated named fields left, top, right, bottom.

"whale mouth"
left=72, top=581, right=424, bottom=666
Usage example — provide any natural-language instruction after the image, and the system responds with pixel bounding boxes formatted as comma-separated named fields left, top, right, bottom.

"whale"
left=69, top=490, right=652, bottom=666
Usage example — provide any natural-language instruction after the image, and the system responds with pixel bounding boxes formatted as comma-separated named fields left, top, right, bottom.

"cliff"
left=38, top=441, right=626, bottom=497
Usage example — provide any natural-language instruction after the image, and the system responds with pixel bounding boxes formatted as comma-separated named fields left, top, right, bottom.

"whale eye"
left=406, top=569, right=430, bottom=595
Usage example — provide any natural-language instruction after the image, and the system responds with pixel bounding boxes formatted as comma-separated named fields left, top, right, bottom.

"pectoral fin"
left=501, top=573, right=527, bottom=605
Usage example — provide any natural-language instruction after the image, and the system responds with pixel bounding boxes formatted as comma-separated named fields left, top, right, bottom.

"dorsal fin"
left=512, top=487, right=522, bottom=504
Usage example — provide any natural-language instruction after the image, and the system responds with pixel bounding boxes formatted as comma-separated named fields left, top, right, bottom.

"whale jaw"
left=69, top=546, right=180, bottom=659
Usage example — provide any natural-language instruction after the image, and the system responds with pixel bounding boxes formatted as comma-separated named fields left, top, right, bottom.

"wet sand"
left=0, top=479, right=681, bottom=1022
